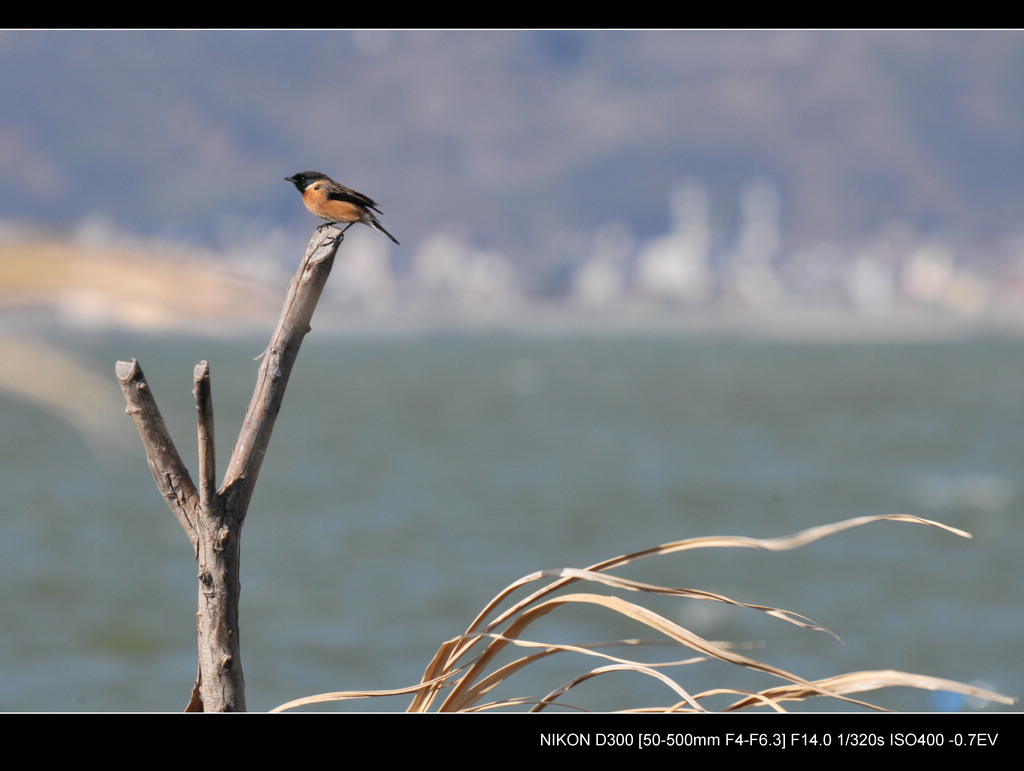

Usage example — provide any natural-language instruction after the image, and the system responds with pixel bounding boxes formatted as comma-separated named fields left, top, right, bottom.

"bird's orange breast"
left=302, top=185, right=363, bottom=223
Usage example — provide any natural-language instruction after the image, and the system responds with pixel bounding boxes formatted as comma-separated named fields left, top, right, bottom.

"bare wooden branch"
left=115, top=358, right=199, bottom=548
left=116, top=225, right=345, bottom=711
left=194, top=361, right=216, bottom=516
left=220, top=226, right=342, bottom=514
left=192, top=357, right=246, bottom=710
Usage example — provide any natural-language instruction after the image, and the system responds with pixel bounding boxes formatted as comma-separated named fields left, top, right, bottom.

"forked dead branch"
left=116, top=225, right=344, bottom=711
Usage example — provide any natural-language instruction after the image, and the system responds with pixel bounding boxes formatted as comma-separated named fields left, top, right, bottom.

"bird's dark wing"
left=326, top=185, right=384, bottom=213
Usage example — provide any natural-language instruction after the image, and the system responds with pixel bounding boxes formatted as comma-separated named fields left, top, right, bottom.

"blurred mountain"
left=1, top=30, right=1023, bottom=273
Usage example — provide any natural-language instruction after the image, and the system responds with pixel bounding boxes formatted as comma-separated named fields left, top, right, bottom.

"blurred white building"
left=570, top=221, right=632, bottom=306
left=725, top=177, right=784, bottom=307
left=409, top=229, right=520, bottom=311
left=329, top=229, right=398, bottom=310
left=900, top=240, right=992, bottom=316
left=634, top=177, right=715, bottom=304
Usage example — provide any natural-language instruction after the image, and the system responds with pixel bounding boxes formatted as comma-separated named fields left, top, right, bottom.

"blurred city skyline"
left=3, top=30, right=1024, bottom=331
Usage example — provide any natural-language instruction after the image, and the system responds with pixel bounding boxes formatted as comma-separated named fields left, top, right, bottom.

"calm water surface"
left=1, top=332, right=1020, bottom=711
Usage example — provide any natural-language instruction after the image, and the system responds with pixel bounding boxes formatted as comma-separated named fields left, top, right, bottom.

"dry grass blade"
left=441, top=634, right=706, bottom=712
left=722, top=670, right=1017, bottom=711
left=470, top=514, right=969, bottom=639
left=522, top=567, right=836, bottom=636
left=413, top=514, right=965, bottom=711
left=436, top=593, right=863, bottom=712
left=270, top=671, right=456, bottom=713
left=278, top=515, right=1014, bottom=713
left=533, top=663, right=706, bottom=713
left=553, top=653, right=712, bottom=709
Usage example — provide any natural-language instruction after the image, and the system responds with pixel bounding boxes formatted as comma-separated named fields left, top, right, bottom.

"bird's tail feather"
left=367, top=215, right=400, bottom=245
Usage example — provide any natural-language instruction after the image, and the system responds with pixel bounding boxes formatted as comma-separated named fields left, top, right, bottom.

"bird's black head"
left=284, top=171, right=327, bottom=191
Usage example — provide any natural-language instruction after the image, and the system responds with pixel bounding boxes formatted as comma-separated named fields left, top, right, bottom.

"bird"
left=284, top=171, right=399, bottom=245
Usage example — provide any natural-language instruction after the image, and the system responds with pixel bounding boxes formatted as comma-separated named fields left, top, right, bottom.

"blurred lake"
left=0, top=331, right=1020, bottom=712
